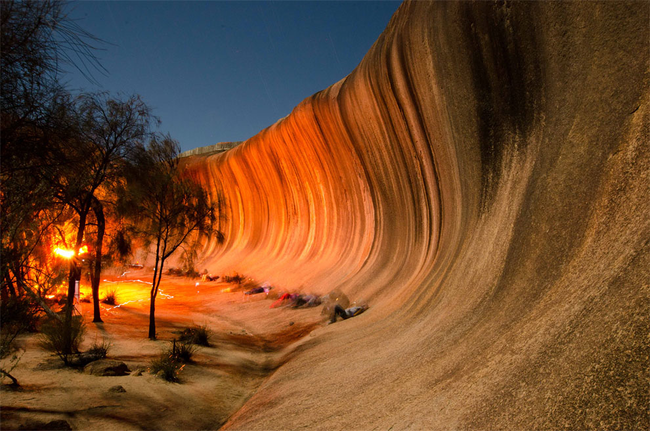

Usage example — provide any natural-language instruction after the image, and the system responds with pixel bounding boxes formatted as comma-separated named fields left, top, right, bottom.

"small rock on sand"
left=108, top=385, right=126, bottom=393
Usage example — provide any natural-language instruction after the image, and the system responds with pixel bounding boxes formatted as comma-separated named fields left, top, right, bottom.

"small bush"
left=184, top=268, right=200, bottom=279
left=101, top=290, right=117, bottom=305
left=166, top=266, right=199, bottom=278
left=179, top=325, right=210, bottom=346
left=40, top=315, right=86, bottom=365
left=86, top=338, right=111, bottom=360
left=150, top=352, right=183, bottom=382
left=166, top=267, right=183, bottom=276
left=149, top=340, right=196, bottom=382
left=172, top=340, right=197, bottom=363
left=1, top=296, right=41, bottom=333
left=150, top=350, right=184, bottom=382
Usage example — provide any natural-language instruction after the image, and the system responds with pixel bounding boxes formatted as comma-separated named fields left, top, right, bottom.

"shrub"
left=166, top=266, right=199, bottom=278
left=172, top=340, right=197, bottom=363
left=101, top=289, right=117, bottom=305
left=150, top=351, right=184, bottom=382
left=184, top=268, right=200, bottom=279
left=1, top=296, right=41, bottom=333
left=149, top=340, right=196, bottom=382
left=166, top=267, right=183, bottom=276
left=86, top=338, right=111, bottom=360
left=40, top=315, right=85, bottom=365
left=179, top=325, right=210, bottom=346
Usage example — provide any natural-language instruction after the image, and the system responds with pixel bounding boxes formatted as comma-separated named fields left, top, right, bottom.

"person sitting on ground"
left=245, top=283, right=272, bottom=296
left=330, top=303, right=368, bottom=324
left=270, top=292, right=298, bottom=308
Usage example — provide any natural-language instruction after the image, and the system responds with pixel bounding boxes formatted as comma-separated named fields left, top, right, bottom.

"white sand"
left=1, top=268, right=325, bottom=430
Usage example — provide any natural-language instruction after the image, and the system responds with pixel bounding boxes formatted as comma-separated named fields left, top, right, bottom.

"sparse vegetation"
left=101, top=289, right=118, bottom=305
left=150, top=351, right=184, bottom=382
left=179, top=324, right=211, bottom=346
left=166, top=267, right=200, bottom=278
left=172, top=340, right=198, bottom=363
left=148, top=339, right=197, bottom=382
left=40, top=315, right=86, bottom=365
left=86, top=338, right=111, bottom=361
left=117, top=136, right=222, bottom=340
left=1, top=296, right=42, bottom=334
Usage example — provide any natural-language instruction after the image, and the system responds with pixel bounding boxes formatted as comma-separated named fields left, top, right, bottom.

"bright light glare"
left=54, top=247, right=75, bottom=258
left=78, top=245, right=88, bottom=255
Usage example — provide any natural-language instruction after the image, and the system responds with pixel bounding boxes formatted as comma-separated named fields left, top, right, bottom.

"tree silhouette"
left=1, top=0, right=103, bottom=322
left=118, top=136, right=223, bottom=340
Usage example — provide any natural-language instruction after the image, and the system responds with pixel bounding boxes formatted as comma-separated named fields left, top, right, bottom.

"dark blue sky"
left=65, top=1, right=400, bottom=153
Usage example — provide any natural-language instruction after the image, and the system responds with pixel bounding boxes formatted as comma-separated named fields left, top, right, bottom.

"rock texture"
left=185, top=2, right=649, bottom=429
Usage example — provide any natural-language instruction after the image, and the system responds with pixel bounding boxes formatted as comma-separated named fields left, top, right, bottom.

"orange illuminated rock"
left=185, top=2, right=649, bottom=429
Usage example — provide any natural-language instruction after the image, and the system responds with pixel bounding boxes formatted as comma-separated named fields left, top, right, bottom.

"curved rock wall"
left=186, top=2, right=649, bottom=429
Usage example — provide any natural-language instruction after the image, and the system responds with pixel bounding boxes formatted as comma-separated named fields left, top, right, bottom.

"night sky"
left=65, top=1, right=401, bottom=153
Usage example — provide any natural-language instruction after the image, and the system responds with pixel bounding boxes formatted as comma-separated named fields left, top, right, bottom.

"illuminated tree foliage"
left=1, top=0, right=102, bottom=318
left=118, top=136, right=223, bottom=340
left=1, top=0, right=157, bottom=356
left=1, top=0, right=219, bottom=360
left=54, top=93, right=155, bottom=329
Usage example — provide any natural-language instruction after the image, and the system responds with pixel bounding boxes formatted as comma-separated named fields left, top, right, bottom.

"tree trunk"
left=64, top=209, right=87, bottom=355
left=16, top=279, right=61, bottom=322
left=1, top=270, right=11, bottom=303
left=149, top=286, right=156, bottom=339
left=149, top=257, right=166, bottom=340
left=3, top=269, right=16, bottom=298
left=90, top=197, right=105, bottom=323
left=149, top=248, right=161, bottom=340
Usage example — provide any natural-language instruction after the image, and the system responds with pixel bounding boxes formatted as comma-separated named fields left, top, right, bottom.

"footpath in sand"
left=1, top=268, right=326, bottom=430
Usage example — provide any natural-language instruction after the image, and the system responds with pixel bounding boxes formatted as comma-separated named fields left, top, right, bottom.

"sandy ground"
left=1, top=268, right=326, bottom=430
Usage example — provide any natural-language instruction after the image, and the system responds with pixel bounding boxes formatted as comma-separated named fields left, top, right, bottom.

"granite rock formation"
left=185, top=2, right=649, bottom=429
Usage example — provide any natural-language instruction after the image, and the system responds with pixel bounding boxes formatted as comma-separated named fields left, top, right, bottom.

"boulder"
left=83, top=359, right=130, bottom=376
